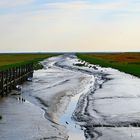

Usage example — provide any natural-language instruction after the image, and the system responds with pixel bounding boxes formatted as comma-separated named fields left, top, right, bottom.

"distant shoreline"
left=0, top=51, right=140, bottom=55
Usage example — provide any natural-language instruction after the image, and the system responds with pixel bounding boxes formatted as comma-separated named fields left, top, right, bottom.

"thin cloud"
left=46, top=1, right=127, bottom=11
left=0, top=0, right=34, bottom=8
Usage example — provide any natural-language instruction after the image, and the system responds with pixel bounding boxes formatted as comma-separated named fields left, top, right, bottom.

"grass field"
left=77, top=53, right=140, bottom=77
left=0, top=53, right=58, bottom=70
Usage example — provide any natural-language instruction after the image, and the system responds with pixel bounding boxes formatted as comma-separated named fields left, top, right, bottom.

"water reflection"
left=60, top=93, right=85, bottom=140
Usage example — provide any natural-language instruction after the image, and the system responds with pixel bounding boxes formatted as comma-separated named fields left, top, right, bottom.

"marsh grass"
left=77, top=53, right=140, bottom=77
left=0, top=53, right=58, bottom=70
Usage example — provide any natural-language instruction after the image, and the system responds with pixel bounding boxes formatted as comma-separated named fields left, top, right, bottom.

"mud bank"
left=0, top=54, right=140, bottom=140
left=71, top=56, right=140, bottom=140
left=0, top=55, right=95, bottom=140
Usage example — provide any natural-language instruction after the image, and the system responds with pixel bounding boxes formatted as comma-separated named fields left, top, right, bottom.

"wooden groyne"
left=0, top=63, right=33, bottom=96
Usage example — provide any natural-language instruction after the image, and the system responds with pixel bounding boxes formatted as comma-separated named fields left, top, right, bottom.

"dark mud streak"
left=46, top=80, right=70, bottom=90
left=84, top=127, right=102, bottom=140
left=95, top=96, right=140, bottom=100
left=33, top=79, right=70, bottom=93
left=39, top=136, right=68, bottom=140
left=35, top=97, right=49, bottom=108
left=83, top=122, right=140, bottom=128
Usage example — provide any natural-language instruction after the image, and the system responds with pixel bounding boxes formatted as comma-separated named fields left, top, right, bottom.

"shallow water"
left=60, top=92, right=85, bottom=140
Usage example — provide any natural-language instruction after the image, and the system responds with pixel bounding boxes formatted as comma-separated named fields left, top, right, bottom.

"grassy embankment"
left=77, top=53, right=140, bottom=77
left=0, top=53, right=58, bottom=119
left=0, top=53, right=58, bottom=71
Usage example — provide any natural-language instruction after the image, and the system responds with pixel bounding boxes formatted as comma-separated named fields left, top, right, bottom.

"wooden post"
left=12, top=67, right=16, bottom=90
left=0, top=71, right=4, bottom=96
left=9, top=68, right=12, bottom=92
left=0, top=63, right=34, bottom=96
left=5, top=70, right=8, bottom=95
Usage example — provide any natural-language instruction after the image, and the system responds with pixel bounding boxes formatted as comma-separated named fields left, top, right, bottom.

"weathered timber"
left=0, top=63, right=33, bottom=96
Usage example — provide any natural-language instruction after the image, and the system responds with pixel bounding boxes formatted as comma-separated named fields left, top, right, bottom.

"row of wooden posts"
left=0, top=63, right=34, bottom=96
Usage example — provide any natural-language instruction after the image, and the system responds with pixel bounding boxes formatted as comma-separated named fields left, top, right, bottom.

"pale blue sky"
left=0, top=0, right=140, bottom=52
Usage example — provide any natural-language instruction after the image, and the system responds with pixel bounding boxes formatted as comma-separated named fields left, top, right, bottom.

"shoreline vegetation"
left=0, top=53, right=59, bottom=71
left=76, top=53, right=140, bottom=78
left=0, top=53, right=139, bottom=77
left=0, top=54, right=59, bottom=120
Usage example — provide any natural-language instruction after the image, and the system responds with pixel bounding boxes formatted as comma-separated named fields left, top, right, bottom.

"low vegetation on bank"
left=0, top=53, right=58, bottom=71
left=77, top=53, right=140, bottom=77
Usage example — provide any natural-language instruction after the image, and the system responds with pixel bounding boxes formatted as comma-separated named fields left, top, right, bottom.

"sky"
left=0, top=0, right=140, bottom=52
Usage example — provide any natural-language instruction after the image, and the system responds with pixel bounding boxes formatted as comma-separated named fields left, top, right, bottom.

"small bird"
left=66, top=121, right=69, bottom=125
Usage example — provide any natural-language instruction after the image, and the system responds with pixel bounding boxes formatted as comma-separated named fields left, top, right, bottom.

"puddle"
left=60, top=93, right=85, bottom=140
